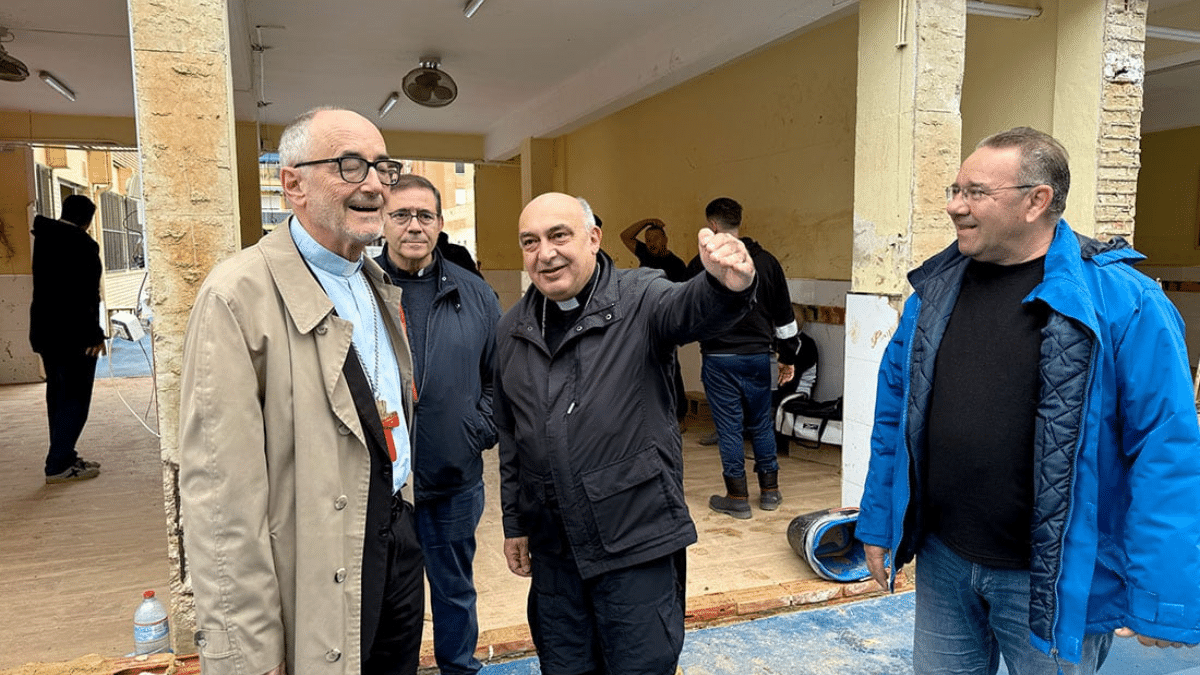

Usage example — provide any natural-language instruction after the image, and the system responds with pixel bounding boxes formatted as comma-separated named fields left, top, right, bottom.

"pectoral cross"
left=376, top=399, right=400, bottom=462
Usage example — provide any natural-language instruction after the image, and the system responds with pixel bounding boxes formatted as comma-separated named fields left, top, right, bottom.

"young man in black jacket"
left=30, top=194, right=105, bottom=484
left=687, top=197, right=799, bottom=519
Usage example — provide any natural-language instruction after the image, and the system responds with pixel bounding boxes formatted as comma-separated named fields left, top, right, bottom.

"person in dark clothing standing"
left=621, top=217, right=691, bottom=427
left=30, top=194, right=105, bottom=484
left=620, top=218, right=689, bottom=283
left=496, top=192, right=756, bottom=675
left=687, top=197, right=799, bottom=519
left=377, top=174, right=500, bottom=675
left=437, top=230, right=484, bottom=278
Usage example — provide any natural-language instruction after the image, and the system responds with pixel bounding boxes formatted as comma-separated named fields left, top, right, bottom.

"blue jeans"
left=415, top=481, right=486, bottom=674
left=701, top=353, right=778, bottom=479
left=914, top=535, right=1112, bottom=675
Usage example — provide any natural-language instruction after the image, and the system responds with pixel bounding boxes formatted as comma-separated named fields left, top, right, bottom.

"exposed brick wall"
left=1096, top=0, right=1148, bottom=242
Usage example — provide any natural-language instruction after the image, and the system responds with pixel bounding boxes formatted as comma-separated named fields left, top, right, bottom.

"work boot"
left=709, top=475, right=752, bottom=519
left=758, top=470, right=782, bottom=510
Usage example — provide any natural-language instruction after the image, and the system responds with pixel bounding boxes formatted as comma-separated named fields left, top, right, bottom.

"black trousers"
left=40, top=350, right=98, bottom=475
left=362, top=497, right=425, bottom=675
left=526, top=506, right=686, bottom=675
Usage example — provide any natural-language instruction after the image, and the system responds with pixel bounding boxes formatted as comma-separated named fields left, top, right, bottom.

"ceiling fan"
left=0, top=27, right=30, bottom=82
left=402, top=58, right=458, bottom=108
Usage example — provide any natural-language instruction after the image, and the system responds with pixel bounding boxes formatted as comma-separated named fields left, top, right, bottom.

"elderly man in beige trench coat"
left=180, top=108, right=423, bottom=675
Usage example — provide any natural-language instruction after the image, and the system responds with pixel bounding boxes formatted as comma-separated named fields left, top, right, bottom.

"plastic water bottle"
left=133, top=589, right=171, bottom=655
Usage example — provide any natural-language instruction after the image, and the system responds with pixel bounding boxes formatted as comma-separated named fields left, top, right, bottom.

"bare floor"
left=0, top=378, right=859, bottom=672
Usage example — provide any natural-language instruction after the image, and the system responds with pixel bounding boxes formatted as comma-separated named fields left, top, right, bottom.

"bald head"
left=518, top=192, right=602, bottom=301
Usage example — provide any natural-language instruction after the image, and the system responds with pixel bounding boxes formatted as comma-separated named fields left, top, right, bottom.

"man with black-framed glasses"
left=375, top=174, right=500, bottom=675
left=181, top=107, right=423, bottom=675
left=857, top=126, right=1200, bottom=674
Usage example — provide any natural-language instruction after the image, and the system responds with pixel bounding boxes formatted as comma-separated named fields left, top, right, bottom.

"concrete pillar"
left=844, top=0, right=965, bottom=506
left=1053, top=0, right=1147, bottom=240
left=127, top=0, right=241, bottom=654
left=521, top=137, right=555, bottom=204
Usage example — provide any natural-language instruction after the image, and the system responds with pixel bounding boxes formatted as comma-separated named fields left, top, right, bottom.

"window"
left=455, top=161, right=466, bottom=174
left=35, top=165, right=54, bottom=218
left=456, top=188, right=468, bottom=206
left=99, top=191, right=145, bottom=271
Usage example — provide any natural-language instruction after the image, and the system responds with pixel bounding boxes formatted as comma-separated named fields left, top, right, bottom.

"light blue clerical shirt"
left=290, top=218, right=411, bottom=494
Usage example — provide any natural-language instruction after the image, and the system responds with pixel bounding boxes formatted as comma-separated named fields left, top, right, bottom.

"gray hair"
left=277, top=106, right=339, bottom=168
left=977, top=126, right=1070, bottom=221
left=576, top=197, right=597, bottom=231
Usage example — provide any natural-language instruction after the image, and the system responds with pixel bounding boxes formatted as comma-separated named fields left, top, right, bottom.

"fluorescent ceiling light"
left=464, top=0, right=488, bottom=19
left=378, top=91, right=399, bottom=119
left=1146, top=25, right=1200, bottom=45
left=39, top=70, right=76, bottom=101
left=966, top=1, right=1042, bottom=19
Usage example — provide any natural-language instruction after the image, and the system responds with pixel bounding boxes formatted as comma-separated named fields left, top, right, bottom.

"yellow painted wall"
left=961, top=8, right=1059, bottom=159
left=556, top=15, right=860, bottom=280
left=1136, top=125, right=1200, bottom=267
left=474, top=163, right=524, bottom=271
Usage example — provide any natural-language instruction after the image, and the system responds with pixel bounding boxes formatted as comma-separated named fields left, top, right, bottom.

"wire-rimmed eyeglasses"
left=945, top=184, right=1038, bottom=202
left=390, top=209, right=440, bottom=226
left=293, top=156, right=403, bottom=187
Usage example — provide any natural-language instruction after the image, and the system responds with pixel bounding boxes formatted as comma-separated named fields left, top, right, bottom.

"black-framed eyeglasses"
left=390, top=209, right=440, bottom=226
left=293, top=156, right=403, bottom=186
left=946, top=184, right=1038, bottom=202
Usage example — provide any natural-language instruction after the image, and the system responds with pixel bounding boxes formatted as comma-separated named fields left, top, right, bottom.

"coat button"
left=334, top=495, right=348, bottom=510
left=526, top=325, right=532, bottom=331
left=334, top=568, right=347, bottom=583
left=316, top=324, right=328, bottom=335
left=605, top=313, right=612, bottom=320
left=337, top=424, right=351, bottom=435
left=194, top=631, right=207, bottom=647
left=325, top=648, right=341, bottom=662
left=575, top=325, right=583, bottom=331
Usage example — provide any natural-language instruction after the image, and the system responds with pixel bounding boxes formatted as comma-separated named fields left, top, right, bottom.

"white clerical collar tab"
left=555, top=297, right=581, bottom=310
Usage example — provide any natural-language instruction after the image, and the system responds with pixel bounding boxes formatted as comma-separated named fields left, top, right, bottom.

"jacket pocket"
left=581, top=451, right=670, bottom=554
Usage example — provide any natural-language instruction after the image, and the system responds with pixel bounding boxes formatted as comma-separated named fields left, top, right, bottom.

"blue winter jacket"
left=856, top=220, right=1200, bottom=663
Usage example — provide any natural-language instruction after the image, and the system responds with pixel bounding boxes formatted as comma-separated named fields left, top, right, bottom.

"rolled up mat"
left=786, top=506, right=870, bottom=582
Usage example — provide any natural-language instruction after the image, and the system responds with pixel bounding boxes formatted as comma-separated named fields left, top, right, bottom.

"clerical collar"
left=386, top=251, right=439, bottom=280
left=290, top=217, right=363, bottom=278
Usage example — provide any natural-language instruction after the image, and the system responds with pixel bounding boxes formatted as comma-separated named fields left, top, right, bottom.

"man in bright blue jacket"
left=856, top=127, right=1200, bottom=674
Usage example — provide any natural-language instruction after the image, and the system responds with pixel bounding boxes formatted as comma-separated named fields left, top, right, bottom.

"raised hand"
left=697, top=227, right=755, bottom=292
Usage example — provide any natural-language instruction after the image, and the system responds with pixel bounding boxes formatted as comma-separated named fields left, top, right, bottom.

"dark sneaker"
left=46, top=460, right=100, bottom=484
left=79, top=458, right=101, bottom=469
left=698, top=431, right=720, bottom=446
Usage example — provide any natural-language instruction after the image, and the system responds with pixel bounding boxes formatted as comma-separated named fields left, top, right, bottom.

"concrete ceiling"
left=0, top=0, right=1196, bottom=161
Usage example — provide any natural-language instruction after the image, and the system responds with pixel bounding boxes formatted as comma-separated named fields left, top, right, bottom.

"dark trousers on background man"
left=41, top=350, right=98, bottom=476
left=415, top=480, right=487, bottom=674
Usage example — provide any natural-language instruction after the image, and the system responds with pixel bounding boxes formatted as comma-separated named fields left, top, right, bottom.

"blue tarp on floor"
left=96, top=334, right=154, bottom=379
left=482, top=591, right=1200, bottom=674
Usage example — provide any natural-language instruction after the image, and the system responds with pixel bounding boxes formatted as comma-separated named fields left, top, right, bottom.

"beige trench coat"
left=179, top=225, right=415, bottom=675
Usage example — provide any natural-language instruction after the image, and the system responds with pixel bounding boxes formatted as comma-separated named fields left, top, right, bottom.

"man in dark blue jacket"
left=30, top=194, right=105, bottom=484
left=857, top=127, right=1200, bottom=673
left=377, top=174, right=500, bottom=675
